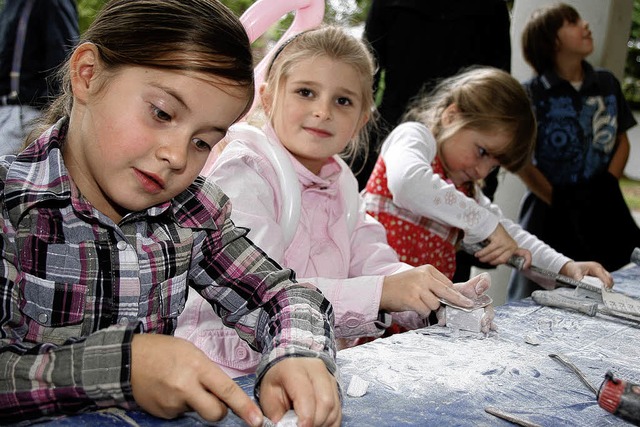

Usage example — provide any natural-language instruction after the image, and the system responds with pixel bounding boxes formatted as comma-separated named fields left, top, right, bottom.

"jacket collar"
left=540, top=60, right=597, bottom=92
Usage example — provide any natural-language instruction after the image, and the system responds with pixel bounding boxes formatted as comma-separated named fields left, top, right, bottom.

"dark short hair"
left=521, top=2, right=581, bottom=75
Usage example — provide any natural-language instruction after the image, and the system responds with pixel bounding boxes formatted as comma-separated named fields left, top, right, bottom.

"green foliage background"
left=76, top=0, right=370, bottom=34
left=76, top=0, right=370, bottom=65
left=62, top=0, right=640, bottom=111
left=624, top=0, right=640, bottom=108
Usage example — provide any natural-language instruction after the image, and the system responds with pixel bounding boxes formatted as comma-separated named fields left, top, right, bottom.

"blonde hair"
left=403, top=66, right=535, bottom=173
left=260, top=25, right=377, bottom=160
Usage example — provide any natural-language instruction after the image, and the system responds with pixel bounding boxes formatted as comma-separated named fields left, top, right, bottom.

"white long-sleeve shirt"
left=363, top=121, right=571, bottom=272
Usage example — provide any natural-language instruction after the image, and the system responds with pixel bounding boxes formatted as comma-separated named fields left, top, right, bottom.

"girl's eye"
left=152, top=105, right=171, bottom=122
left=337, top=97, right=352, bottom=107
left=478, top=147, right=489, bottom=157
left=296, top=88, right=313, bottom=97
left=192, top=138, right=212, bottom=151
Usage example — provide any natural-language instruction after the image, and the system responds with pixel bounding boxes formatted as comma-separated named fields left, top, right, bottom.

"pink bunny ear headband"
left=239, top=0, right=325, bottom=116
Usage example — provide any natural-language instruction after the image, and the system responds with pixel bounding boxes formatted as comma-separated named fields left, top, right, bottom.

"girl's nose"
left=156, top=138, right=189, bottom=170
left=313, top=100, right=332, bottom=120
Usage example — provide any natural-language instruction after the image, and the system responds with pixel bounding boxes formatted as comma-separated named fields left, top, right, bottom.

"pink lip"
left=134, top=169, right=165, bottom=194
left=304, top=126, right=332, bottom=138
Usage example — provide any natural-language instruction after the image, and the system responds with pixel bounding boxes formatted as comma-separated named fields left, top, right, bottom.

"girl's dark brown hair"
left=521, top=2, right=581, bottom=75
left=28, top=0, right=254, bottom=143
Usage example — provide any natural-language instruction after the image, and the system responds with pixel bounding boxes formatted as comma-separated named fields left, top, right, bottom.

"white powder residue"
left=338, top=304, right=640, bottom=403
left=338, top=329, right=547, bottom=400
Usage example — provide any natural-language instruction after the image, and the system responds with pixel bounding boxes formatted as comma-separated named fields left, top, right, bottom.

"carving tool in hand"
left=462, top=240, right=602, bottom=293
left=464, top=241, right=640, bottom=317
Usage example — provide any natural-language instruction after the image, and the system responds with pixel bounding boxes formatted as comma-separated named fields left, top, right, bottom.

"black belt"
left=0, top=95, right=21, bottom=106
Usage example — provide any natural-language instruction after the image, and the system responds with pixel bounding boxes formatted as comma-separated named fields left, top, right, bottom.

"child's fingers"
left=260, top=359, right=341, bottom=427
left=198, top=370, right=263, bottom=427
left=481, top=305, right=496, bottom=334
left=473, top=272, right=491, bottom=295
left=259, top=361, right=306, bottom=424
left=305, top=364, right=342, bottom=426
left=427, top=264, right=455, bottom=286
left=454, top=272, right=491, bottom=298
left=434, top=283, right=474, bottom=308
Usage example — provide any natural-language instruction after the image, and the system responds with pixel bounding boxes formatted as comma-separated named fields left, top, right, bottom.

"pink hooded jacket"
left=175, top=123, right=422, bottom=377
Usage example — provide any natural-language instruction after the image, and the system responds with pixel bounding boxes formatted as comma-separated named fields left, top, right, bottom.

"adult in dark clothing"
left=354, top=0, right=512, bottom=282
left=0, top=0, right=78, bottom=156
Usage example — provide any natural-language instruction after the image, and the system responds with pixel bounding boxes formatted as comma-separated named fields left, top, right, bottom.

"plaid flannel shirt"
left=0, top=118, right=337, bottom=422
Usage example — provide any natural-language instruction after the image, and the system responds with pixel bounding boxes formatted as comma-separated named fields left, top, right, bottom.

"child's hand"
left=560, top=260, right=614, bottom=289
left=130, top=334, right=264, bottom=427
left=259, top=357, right=342, bottom=427
left=380, top=264, right=474, bottom=315
left=472, top=224, right=519, bottom=266
left=451, top=272, right=497, bottom=333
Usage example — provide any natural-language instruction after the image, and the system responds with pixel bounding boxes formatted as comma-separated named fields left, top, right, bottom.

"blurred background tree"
left=77, top=0, right=370, bottom=65
left=76, top=0, right=369, bottom=35
left=624, top=0, right=640, bottom=108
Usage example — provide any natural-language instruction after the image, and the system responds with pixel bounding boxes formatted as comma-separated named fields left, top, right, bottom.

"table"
left=334, top=264, right=640, bottom=426
left=33, top=265, right=640, bottom=426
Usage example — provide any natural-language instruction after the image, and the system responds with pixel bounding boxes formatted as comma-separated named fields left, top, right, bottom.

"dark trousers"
left=508, top=171, right=640, bottom=300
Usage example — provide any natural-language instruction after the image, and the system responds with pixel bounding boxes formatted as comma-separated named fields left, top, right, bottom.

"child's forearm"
left=0, top=325, right=138, bottom=423
left=608, top=132, right=630, bottom=179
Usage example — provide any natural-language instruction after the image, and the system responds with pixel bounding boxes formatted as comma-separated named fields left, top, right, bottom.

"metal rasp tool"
left=548, top=353, right=598, bottom=395
left=463, top=241, right=640, bottom=316
left=461, top=241, right=602, bottom=292
left=532, top=289, right=640, bottom=323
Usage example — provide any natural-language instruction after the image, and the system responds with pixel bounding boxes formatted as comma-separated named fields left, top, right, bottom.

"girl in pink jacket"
left=175, top=26, right=495, bottom=378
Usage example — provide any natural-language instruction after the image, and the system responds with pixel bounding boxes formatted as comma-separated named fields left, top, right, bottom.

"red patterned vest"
left=364, top=155, right=473, bottom=279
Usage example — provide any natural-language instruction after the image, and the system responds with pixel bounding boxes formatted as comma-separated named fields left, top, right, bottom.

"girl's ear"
left=70, top=43, right=101, bottom=104
left=353, top=111, right=370, bottom=138
left=259, top=83, right=273, bottom=116
left=442, top=103, right=459, bottom=126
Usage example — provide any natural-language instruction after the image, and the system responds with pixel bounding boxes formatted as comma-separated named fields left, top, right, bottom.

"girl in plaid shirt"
left=0, top=0, right=341, bottom=425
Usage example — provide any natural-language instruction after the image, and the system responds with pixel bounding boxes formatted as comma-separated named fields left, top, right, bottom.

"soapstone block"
left=445, top=306, right=484, bottom=333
